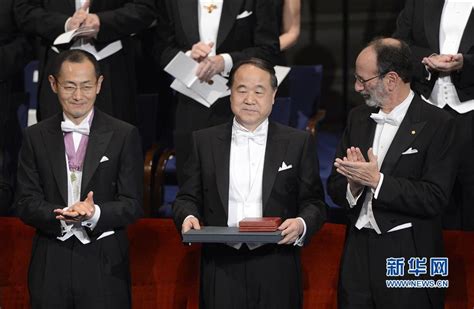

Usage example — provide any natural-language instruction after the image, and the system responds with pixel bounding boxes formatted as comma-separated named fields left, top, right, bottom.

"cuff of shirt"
left=372, top=173, right=384, bottom=199
left=346, top=183, right=363, bottom=208
left=64, top=17, right=72, bottom=32
left=183, top=215, right=196, bottom=224
left=220, top=53, right=233, bottom=76
left=185, top=50, right=192, bottom=57
left=293, top=217, right=307, bottom=247
left=60, top=219, right=73, bottom=235
left=81, top=204, right=101, bottom=230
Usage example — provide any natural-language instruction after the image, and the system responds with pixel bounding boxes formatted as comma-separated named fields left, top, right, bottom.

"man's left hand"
left=54, top=191, right=95, bottom=223
left=195, top=55, right=225, bottom=82
left=278, top=218, right=304, bottom=245
left=422, top=53, right=463, bottom=72
left=334, top=148, right=380, bottom=189
left=80, top=14, right=100, bottom=38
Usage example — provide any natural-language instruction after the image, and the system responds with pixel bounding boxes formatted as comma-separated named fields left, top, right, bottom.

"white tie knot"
left=370, top=113, right=399, bottom=126
left=61, top=121, right=90, bottom=135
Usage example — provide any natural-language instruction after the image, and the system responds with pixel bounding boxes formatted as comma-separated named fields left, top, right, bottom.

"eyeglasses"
left=354, top=73, right=386, bottom=84
left=55, top=80, right=97, bottom=95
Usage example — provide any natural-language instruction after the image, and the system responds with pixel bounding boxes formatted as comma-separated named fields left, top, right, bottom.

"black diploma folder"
left=182, top=226, right=283, bottom=243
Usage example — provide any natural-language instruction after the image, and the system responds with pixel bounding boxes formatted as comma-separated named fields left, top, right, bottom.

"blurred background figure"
left=394, top=0, right=474, bottom=230
left=1, top=0, right=32, bottom=215
left=14, top=0, right=157, bottom=124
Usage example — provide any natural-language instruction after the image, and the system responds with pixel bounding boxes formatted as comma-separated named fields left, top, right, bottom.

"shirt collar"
left=378, top=90, right=414, bottom=124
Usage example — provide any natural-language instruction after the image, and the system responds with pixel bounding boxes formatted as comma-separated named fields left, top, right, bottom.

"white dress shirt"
left=423, top=0, right=474, bottom=113
left=346, top=91, right=415, bottom=234
left=197, top=0, right=233, bottom=75
left=57, top=110, right=113, bottom=243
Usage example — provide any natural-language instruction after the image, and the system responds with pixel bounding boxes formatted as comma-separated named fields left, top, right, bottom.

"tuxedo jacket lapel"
left=424, top=0, right=444, bottom=52
left=213, top=122, right=232, bottom=217
left=41, top=114, right=68, bottom=205
left=216, top=0, right=243, bottom=50
left=381, top=98, right=426, bottom=174
left=81, top=110, right=113, bottom=196
left=178, top=0, right=200, bottom=47
left=262, top=122, right=289, bottom=211
left=459, top=12, right=474, bottom=53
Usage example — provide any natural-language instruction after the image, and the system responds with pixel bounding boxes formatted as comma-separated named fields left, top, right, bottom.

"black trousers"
left=442, top=107, right=474, bottom=230
left=28, top=233, right=131, bottom=309
left=200, top=243, right=302, bottom=309
left=338, top=227, right=436, bottom=309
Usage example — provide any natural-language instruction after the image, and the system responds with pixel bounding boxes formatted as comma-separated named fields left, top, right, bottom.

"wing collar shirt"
left=346, top=90, right=415, bottom=234
left=57, top=110, right=113, bottom=244
left=424, top=0, right=474, bottom=113
left=228, top=118, right=307, bottom=248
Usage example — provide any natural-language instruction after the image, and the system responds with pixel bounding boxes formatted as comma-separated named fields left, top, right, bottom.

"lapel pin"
left=411, top=130, right=416, bottom=135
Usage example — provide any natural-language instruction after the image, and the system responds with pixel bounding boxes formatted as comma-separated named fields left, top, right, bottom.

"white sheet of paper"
left=171, top=79, right=212, bottom=108
left=165, top=52, right=230, bottom=107
left=274, top=65, right=291, bottom=86
left=53, top=27, right=96, bottom=45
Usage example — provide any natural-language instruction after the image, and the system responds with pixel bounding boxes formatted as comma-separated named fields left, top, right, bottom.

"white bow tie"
left=61, top=121, right=90, bottom=135
left=370, top=113, right=399, bottom=126
left=233, top=129, right=266, bottom=146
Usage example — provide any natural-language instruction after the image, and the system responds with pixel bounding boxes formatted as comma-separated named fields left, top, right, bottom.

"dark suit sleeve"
left=452, top=53, right=474, bottom=90
left=15, top=130, right=63, bottom=236
left=91, top=127, right=144, bottom=236
left=374, top=116, right=457, bottom=218
left=227, top=0, right=280, bottom=65
left=95, top=0, right=156, bottom=43
left=393, top=0, right=437, bottom=85
left=327, top=110, right=356, bottom=209
left=14, top=0, right=69, bottom=41
left=172, top=132, right=203, bottom=231
left=296, top=133, right=327, bottom=244
left=153, top=0, right=182, bottom=67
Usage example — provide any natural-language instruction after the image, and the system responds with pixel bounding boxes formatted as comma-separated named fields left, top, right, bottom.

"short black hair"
left=228, top=58, right=278, bottom=90
left=51, top=49, right=101, bottom=79
left=369, top=37, right=412, bottom=83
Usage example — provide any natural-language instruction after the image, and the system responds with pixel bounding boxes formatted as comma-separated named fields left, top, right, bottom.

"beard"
left=362, top=81, right=387, bottom=108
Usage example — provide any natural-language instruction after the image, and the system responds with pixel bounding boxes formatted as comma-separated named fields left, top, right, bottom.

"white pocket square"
left=236, top=10, right=253, bottom=19
left=401, top=147, right=418, bottom=155
left=100, top=156, right=109, bottom=163
left=278, top=161, right=293, bottom=172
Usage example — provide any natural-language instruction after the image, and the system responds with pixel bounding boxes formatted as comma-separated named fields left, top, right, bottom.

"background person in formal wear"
left=154, top=0, right=280, bottom=185
left=393, top=0, right=474, bottom=230
left=172, top=58, right=326, bottom=309
left=15, top=50, right=143, bottom=308
left=14, top=0, right=156, bottom=124
left=328, top=38, right=457, bottom=308
left=1, top=0, right=32, bottom=214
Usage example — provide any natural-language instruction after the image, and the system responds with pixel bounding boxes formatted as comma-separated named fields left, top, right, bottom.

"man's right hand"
left=66, top=1, right=90, bottom=31
left=190, top=42, right=214, bottom=62
left=182, top=216, right=201, bottom=233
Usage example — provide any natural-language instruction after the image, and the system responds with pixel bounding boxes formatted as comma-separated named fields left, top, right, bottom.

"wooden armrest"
left=152, top=148, right=176, bottom=212
left=306, top=109, right=327, bottom=137
left=143, top=144, right=158, bottom=217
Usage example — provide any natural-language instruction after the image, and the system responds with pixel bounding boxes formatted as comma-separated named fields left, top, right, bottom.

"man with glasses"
left=15, top=49, right=143, bottom=309
left=328, top=38, right=457, bottom=308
